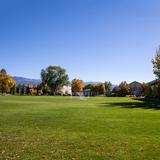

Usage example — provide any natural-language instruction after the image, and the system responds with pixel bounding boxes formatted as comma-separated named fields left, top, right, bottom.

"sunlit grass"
left=0, top=96, right=160, bottom=160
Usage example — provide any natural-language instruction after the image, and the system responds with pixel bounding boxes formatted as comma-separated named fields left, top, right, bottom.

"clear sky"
left=0, top=0, right=160, bottom=84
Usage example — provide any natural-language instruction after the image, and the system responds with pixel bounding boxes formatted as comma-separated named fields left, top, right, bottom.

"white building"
left=59, top=85, right=72, bottom=96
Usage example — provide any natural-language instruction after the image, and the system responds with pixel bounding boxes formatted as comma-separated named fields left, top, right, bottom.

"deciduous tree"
left=104, top=81, right=112, bottom=95
left=0, top=69, right=16, bottom=94
left=71, top=79, right=84, bottom=93
left=94, top=83, right=105, bottom=95
left=41, top=66, right=69, bottom=95
left=117, top=81, right=130, bottom=97
left=84, top=83, right=105, bottom=96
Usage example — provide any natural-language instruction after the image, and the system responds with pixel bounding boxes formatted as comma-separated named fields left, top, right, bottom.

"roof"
left=148, top=78, right=160, bottom=85
left=129, top=81, right=142, bottom=86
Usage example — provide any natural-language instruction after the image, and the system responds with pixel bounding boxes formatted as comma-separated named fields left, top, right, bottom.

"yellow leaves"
left=86, top=83, right=105, bottom=95
left=0, top=72, right=16, bottom=93
left=30, top=88, right=38, bottom=95
left=71, top=79, right=84, bottom=92
left=7, top=76, right=16, bottom=88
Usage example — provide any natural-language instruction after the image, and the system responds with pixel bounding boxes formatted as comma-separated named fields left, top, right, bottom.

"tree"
left=36, top=84, right=43, bottom=95
left=7, top=76, right=16, bottom=92
left=117, top=81, right=130, bottom=97
left=145, top=85, right=152, bottom=97
left=112, top=86, right=120, bottom=96
left=141, top=82, right=160, bottom=98
left=0, top=69, right=16, bottom=94
left=71, top=79, right=84, bottom=93
left=84, top=83, right=105, bottom=96
left=141, top=83, right=147, bottom=96
left=155, top=81, right=160, bottom=98
left=152, top=85, right=158, bottom=98
left=41, top=66, right=69, bottom=95
left=104, top=81, right=112, bottom=95
left=152, top=46, right=160, bottom=78
left=94, top=83, right=105, bottom=95
left=40, top=82, right=50, bottom=95
left=0, top=69, right=7, bottom=75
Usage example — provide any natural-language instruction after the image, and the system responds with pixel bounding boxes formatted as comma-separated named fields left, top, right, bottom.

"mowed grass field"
left=0, top=96, right=160, bottom=160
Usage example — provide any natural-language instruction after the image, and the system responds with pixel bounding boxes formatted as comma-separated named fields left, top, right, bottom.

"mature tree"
left=84, top=83, right=105, bottom=96
left=71, top=79, right=84, bottom=93
left=112, top=86, right=120, bottom=96
left=141, top=83, right=148, bottom=97
left=152, top=85, right=158, bottom=98
left=145, top=85, right=152, bottom=97
left=41, top=66, right=69, bottom=95
left=94, top=83, right=105, bottom=95
left=117, top=81, right=130, bottom=97
left=153, top=81, right=160, bottom=98
left=97, top=83, right=105, bottom=95
left=152, top=47, right=160, bottom=78
left=40, top=83, right=50, bottom=95
left=0, top=68, right=7, bottom=75
left=36, top=84, right=43, bottom=95
left=155, top=81, right=160, bottom=98
left=104, top=81, right=112, bottom=95
left=7, top=76, right=16, bottom=92
left=141, top=82, right=160, bottom=98
left=0, top=69, right=16, bottom=94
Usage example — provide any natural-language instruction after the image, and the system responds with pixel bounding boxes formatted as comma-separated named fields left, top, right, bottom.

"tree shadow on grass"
left=98, top=98, right=160, bottom=110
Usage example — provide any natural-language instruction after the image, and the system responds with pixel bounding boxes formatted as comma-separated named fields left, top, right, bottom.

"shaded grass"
left=0, top=96, right=160, bottom=160
left=99, top=98, right=160, bottom=110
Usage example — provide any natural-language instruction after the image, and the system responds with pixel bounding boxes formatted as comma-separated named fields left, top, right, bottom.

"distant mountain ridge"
left=13, top=76, right=117, bottom=87
left=13, top=76, right=41, bottom=86
left=84, top=81, right=102, bottom=85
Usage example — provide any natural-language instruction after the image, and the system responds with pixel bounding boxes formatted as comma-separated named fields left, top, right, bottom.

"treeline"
left=0, top=67, right=159, bottom=98
left=1, top=46, right=160, bottom=97
left=0, top=68, right=148, bottom=97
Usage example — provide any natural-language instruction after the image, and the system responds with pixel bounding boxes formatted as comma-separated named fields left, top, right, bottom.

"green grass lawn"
left=0, top=96, right=160, bottom=160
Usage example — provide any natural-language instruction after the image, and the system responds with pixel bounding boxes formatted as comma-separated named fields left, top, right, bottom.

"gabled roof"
left=129, top=81, right=142, bottom=86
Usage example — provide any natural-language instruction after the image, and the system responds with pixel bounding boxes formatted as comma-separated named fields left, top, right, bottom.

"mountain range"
left=13, top=76, right=116, bottom=87
left=13, top=76, right=41, bottom=86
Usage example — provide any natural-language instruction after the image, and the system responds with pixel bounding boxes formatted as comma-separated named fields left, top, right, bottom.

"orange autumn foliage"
left=71, top=79, right=84, bottom=93
left=0, top=69, right=16, bottom=93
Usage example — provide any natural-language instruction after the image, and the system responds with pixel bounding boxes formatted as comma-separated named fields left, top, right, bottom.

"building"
left=59, top=85, right=72, bottom=96
left=129, top=81, right=142, bottom=97
left=83, top=88, right=92, bottom=96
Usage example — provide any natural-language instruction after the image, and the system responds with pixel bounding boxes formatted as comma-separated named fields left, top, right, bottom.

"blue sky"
left=0, top=0, right=160, bottom=84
